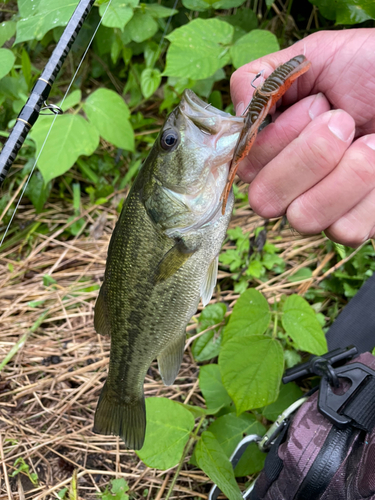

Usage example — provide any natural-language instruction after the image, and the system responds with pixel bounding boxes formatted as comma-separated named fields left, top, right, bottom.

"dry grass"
left=0, top=184, right=336, bottom=500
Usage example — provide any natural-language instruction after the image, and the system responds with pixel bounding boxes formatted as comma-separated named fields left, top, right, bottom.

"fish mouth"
left=180, top=89, right=244, bottom=135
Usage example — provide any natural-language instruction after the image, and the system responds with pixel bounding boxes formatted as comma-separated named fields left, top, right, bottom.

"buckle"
left=282, top=345, right=358, bottom=384
left=318, top=362, right=375, bottom=428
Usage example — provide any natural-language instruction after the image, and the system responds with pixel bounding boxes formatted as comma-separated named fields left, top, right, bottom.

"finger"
left=237, top=92, right=331, bottom=183
left=248, top=109, right=355, bottom=218
left=287, top=134, right=375, bottom=234
left=325, top=187, right=375, bottom=248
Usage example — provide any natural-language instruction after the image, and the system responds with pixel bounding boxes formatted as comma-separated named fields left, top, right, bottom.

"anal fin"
left=201, top=256, right=218, bottom=307
left=157, top=334, right=186, bottom=386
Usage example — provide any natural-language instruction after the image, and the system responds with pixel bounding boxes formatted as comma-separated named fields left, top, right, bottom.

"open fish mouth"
left=180, top=89, right=244, bottom=136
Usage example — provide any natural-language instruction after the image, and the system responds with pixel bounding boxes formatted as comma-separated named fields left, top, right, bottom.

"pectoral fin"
left=157, top=334, right=186, bottom=386
left=201, top=256, right=218, bottom=307
left=154, top=241, right=195, bottom=283
left=94, top=286, right=110, bottom=336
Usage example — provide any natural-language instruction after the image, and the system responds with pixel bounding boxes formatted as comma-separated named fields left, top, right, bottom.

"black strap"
left=294, top=426, right=356, bottom=500
left=326, top=273, right=375, bottom=353
left=249, top=424, right=289, bottom=500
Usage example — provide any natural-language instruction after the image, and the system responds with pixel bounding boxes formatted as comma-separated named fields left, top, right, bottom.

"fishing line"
left=0, top=0, right=113, bottom=248
left=156, top=0, right=179, bottom=58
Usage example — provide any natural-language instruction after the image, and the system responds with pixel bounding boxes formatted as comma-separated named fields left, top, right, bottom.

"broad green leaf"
left=309, top=0, right=375, bottom=24
left=230, top=29, right=279, bottom=69
left=246, top=259, right=265, bottom=278
left=15, top=0, right=80, bottom=44
left=99, top=0, right=137, bottom=29
left=183, top=0, right=244, bottom=8
left=199, top=364, right=232, bottom=410
left=25, top=171, right=51, bottom=213
left=223, top=289, right=271, bottom=344
left=192, top=303, right=227, bottom=362
left=234, top=441, right=266, bottom=477
left=145, top=4, right=178, bottom=18
left=83, top=88, right=134, bottom=151
left=0, top=49, right=15, bottom=80
left=220, top=335, right=284, bottom=413
left=31, top=114, right=99, bottom=184
left=262, top=382, right=303, bottom=421
left=164, top=19, right=233, bottom=79
left=195, top=432, right=243, bottom=500
left=191, top=68, right=226, bottom=98
left=207, top=413, right=265, bottom=456
left=137, top=398, right=194, bottom=469
left=265, top=0, right=274, bottom=6
left=144, top=41, right=159, bottom=69
left=140, top=68, right=161, bottom=99
left=176, top=402, right=223, bottom=418
left=61, top=90, right=82, bottom=112
left=126, top=11, right=158, bottom=43
left=0, top=21, right=16, bottom=47
left=282, top=295, right=327, bottom=355
left=18, top=0, right=41, bottom=17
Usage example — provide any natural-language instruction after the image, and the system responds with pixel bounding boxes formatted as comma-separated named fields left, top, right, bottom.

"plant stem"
left=164, top=415, right=205, bottom=500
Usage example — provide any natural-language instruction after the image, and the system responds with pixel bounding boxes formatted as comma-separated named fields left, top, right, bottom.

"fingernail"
left=236, top=101, right=245, bottom=116
left=328, top=110, right=354, bottom=142
left=364, top=135, right=375, bottom=151
left=308, top=93, right=325, bottom=120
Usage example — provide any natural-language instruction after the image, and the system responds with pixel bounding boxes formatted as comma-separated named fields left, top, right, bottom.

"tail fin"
left=93, top=382, right=146, bottom=450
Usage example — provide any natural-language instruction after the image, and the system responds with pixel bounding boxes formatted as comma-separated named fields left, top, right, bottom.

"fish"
left=93, top=89, right=245, bottom=450
left=93, top=55, right=311, bottom=450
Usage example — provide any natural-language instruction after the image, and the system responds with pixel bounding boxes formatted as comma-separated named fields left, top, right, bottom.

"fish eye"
left=160, top=129, right=179, bottom=151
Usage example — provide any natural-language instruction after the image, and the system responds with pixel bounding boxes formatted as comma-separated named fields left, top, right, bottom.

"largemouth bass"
left=93, top=55, right=311, bottom=450
left=93, top=90, right=245, bottom=449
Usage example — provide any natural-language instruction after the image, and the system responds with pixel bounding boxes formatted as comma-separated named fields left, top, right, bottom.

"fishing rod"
left=0, top=0, right=96, bottom=186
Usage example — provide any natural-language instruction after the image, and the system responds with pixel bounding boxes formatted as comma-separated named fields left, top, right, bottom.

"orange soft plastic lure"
left=221, top=54, right=311, bottom=214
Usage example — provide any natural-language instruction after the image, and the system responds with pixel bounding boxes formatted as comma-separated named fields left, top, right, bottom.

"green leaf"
left=0, top=49, right=15, bottom=80
left=177, top=402, right=223, bottom=418
left=287, top=267, right=313, bottom=282
left=0, top=21, right=16, bottom=47
left=61, top=90, right=82, bottom=111
left=144, top=4, right=178, bottom=18
left=220, top=335, right=284, bottom=413
left=195, top=432, right=243, bottom=500
left=262, top=382, right=303, bottom=421
left=207, top=413, right=265, bottom=457
left=309, top=0, right=375, bottom=24
left=230, top=29, right=279, bottom=69
left=223, top=289, right=271, bottom=344
left=15, top=0, right=80, bottom=44
left=83, top=89, right=134, bottom=151
left=183, top=0, right=245, bottom=9
left=199, top=364, right=232, bottom=410
left=164, top=19, right=233, bottom=79
left=25, top=171, right=51, bottom=213
left=192, top=303, right=227, bottom=362
left=234, top=441, right=266, bottom=477
left=282, top=295, right=328, bottom=355
left=99, top=0, right=137, bottom=29
left=21, top=49, right=32, bottom=88
left=246, top=259, right=265, bottom=278
left=137, top=398, right=194, bottom=469
left=126, top=10, right=158, bottom=43
left=140, top=68, right=161, bottom=99
left=31, top=114, right=99, bottom=184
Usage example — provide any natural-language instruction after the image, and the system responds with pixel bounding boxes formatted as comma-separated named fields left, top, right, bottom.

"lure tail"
left=93, top=382, right=146, bottom=450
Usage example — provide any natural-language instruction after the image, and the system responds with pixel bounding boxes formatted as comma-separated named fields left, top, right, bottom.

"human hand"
left=230, top=28, right=375, bottom=247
